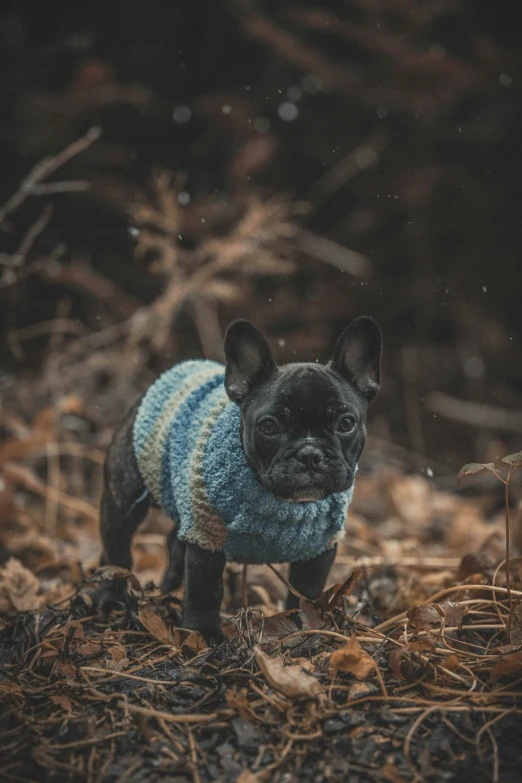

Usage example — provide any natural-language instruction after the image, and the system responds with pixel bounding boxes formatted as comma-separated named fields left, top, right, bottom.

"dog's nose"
left=296, top=445, right=324, bottom=469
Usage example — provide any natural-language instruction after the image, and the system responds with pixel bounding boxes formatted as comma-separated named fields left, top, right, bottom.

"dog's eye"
left=337, top=414, right=356, bottom=434
left=259, top=417, right=279, bottom=436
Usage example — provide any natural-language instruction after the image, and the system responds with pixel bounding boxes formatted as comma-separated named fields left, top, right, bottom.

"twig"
left=242, top=564, right=249, bottom=610
left=306, top=126, right=388, bottom=206
left=426, top=392, right=522, bottom=434
left=296, top=230, right=372, bottom=278
left=0, top=126, right=100, bottom=227
left=404, top=706, right=439, bottom=783
left=0, top=205, right=53, bottom=268
left=116, top=702, right=234, bottom=725
left=187, top=731, right=201, bottom=783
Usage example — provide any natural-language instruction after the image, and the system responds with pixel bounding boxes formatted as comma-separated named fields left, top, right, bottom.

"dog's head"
left=224, top=318, right=382, bottom=501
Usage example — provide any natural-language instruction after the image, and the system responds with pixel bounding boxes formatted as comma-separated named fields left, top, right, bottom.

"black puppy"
left=100, top=318, right=381, bottom=644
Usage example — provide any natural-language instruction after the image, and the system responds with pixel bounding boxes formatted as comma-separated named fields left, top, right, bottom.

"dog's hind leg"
left=161, top=527, right=186, bottom=592
left=100, top=400, right=150, bottom=570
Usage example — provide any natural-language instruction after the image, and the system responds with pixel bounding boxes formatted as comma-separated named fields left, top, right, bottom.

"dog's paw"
left=183, top=616, right=226, bottom=647
left=201, top=627, right=226, bottom=647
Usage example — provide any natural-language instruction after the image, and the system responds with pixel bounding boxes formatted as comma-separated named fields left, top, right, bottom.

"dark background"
left=1, top=0, right=521, bottom=473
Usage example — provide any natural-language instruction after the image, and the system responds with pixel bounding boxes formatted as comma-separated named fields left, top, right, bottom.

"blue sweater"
left=133, top=360, right=353, bottom=564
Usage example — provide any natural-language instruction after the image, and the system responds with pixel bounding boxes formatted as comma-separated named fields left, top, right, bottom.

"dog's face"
left=224, top=317, right=382, bottom=501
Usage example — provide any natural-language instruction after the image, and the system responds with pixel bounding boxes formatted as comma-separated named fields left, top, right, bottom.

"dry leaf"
left=490, top=651, right=522, bottom=681
left=107, top=644, right=127, bottom=663
left=330, top=635, right=375, bottom=680
left=444, top=654, right=459, bottom=672
left=50, top=694, right=74, bottom=712
left=300, top=599, right=324, bottom=630
left=457, top=462, right=496, bottom=486
left=315, top=569, right=362, bottom=611
left=457, top=552, right=494, bottom=581
left=226, top=687, right=251, bottom=720
left=262, top=610, right=301, bottom=641
left=138, top=604, right=172, bottom=645
left=389, top=648, right=407, bottom=681
left=348, top=681, right=373, bottom=700
left=237, top=771, right=262, bottom=783
left=181, top=630, right=206, bottom=654
left=407, top=602, right=468, bottom=630
left=76, top=641, right=102, bottom=656
left=254, top=645, right=322, bottom=699
left=407, top=604, right=440, bottom=629
left=501, top=450, right=522, bottom=467
left=442, top=602, right=469, bottom=627
left=51, top=659, right=77, bottom=681
left=0, top=557, right=42, bottom=612
left=0, top=679, right=24, bottom=704
left=378, top=762, right=410, bottom=783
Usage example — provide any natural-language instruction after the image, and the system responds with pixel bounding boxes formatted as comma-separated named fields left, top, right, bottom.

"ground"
left=1, top=412, right=521, bottom=782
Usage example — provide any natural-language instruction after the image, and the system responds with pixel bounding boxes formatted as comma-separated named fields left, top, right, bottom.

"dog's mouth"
left=289, top=487, right=326, bottom=503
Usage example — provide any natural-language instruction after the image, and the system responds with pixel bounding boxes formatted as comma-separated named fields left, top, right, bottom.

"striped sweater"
left=133, top=360, right=353, bottom=564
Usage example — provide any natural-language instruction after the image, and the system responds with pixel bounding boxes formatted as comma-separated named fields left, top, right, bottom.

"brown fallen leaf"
left=407, top=602, right=468, bottom=631
left=314, top=569, right=362, bottom=611
left=457, top=552, right=494, bottom=581
left=138, top=604, right=173, bottom=645
left=442, top=602, right=469, bottom=627
left=254, top=645, right=322, bottom=699
left=444, top=654, right=459, bottom=672
left=237, top=771, right=262, bottom=783
left=490, top=651, right=522, bottom=681
left=389, top=637, right=435, bottom=682
left=51, top=659, right=78, bottom=681
left=106, top=643, right=127, bottom=664
left=261, top=609, right=302, bottom=641
left=300, top=598, right=325, bottom=630
left=378, top=762, right=410, bottom=783
left=407, top=604, right=440, bottom=629
left=180, top=630, right=206, bottom=655
left=226, top=687, right=252, bottom=720
left=50, top=694, right=74, bottom=712
left=330, top=635, right=375, bottom=680
left=348, top=681, right=373, bottom=700
left=0, top=679, right=24, bottom=705
left=0, top=557, right=42, bottom=612
left=76, top=641, right=102, bottom=656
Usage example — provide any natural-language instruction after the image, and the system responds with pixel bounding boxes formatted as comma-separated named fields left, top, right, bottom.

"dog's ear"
left=330, top=316, right=382, bottom=402
left=224, top=320, right=276, bottom=403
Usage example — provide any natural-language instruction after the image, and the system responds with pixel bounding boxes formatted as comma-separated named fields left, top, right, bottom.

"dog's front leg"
left=183, top=542, right=226, bottom=646
left=286, top=544, right=338, bottom=609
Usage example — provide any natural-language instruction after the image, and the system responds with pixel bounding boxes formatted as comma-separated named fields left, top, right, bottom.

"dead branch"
left=0, top=126, right=100, bottom=228
left=296, top=230, right=372, bottom=278
left=426, top=392, right=522, bottom=434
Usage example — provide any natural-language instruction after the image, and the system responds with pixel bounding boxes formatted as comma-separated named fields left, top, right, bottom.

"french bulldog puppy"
left=100, top=317, right=381, bottom=644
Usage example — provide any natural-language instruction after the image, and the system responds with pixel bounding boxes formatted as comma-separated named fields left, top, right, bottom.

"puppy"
left=100, top=317, right=381, bottom=644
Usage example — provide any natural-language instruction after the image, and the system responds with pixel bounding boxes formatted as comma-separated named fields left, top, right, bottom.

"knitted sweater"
left=133, top=360, right=353, bottom=564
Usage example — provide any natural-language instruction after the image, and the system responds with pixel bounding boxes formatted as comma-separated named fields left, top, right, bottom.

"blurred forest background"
left=1, top=0, right=522, bottom=467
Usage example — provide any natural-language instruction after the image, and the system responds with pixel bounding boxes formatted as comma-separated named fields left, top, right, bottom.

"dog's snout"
left=296, top=445, right=324, bottom=469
